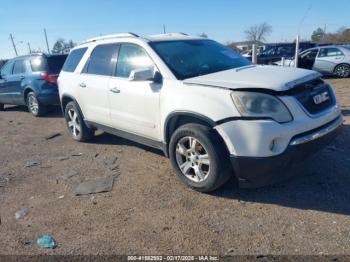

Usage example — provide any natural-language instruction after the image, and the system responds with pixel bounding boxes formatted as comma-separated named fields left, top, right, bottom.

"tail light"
left=41, top=72, right=58, bottom=84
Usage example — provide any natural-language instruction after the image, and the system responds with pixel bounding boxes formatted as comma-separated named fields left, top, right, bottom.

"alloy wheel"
left=175, top=136, right=211, bottom=183
left=28, top=95, right=39, bottom=115
left=67, top=108, right=81, bottom=137
left=335, top=65, right=350, bottom=78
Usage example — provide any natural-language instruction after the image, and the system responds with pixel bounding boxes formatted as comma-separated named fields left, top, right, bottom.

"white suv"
left=58, top=33, right=343, bottom=192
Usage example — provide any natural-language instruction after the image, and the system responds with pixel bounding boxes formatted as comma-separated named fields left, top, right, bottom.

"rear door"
left=314, top=47, right=345, bottom=73
left=10, top=59, right=27, bottom=104
left=0, top=60, right=14, bottom=104
left=78, top=43, right=119, bottom=125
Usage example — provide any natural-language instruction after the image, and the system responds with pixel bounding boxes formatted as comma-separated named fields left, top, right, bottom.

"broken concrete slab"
left=74, top=177, right=114, bottom=196
left=45, top=132, right=61, bottom=140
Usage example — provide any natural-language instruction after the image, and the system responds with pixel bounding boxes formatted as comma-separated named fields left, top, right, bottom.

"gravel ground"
left=0, top=78, right=349, bottom=256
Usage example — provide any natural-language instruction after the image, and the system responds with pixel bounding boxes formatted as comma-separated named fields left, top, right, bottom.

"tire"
left=169, top=123, right=232, bottom=192
left=334, top=64, right=350, bottom=78
left=0, top=103, right=4, bottom=111
left=64, top=101, right=94, bottom=142
left=27, top=92, right=46, bottom=117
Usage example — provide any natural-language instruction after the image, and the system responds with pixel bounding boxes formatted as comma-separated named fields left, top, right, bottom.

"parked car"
left=274, top=45, right=350, bottom=78
left=58, top=33, right=342, bottom=192
left=0, top=53, right=67, bottom=116
left=252, top=42, right=317, bottom=64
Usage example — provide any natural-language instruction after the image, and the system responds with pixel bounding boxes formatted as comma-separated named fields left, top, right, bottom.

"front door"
left=78, top=43, right=119, bottom=125
left=108, top=43, right=161, bottom=140
left=298, top=49, right=319, bottom=70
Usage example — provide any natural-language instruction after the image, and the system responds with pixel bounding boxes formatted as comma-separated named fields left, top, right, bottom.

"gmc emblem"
left=313, top=91, right=329, bottom=105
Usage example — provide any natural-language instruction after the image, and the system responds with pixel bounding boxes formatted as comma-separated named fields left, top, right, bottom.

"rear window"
left=30, top=55, right=67, bottom=73
left=47, top=55, right=67, bottom=73
left=62, top=48, right=87, bottom=72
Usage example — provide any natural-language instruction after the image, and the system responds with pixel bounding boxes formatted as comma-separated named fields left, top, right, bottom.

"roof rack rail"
left=83, top=33, right=139, bottom=44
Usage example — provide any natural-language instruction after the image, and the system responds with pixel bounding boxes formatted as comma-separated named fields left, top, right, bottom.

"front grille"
left=291, top=78, right=335, bottom=115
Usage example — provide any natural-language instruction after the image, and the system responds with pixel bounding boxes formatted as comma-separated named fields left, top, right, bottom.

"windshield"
left=150, top=40, right=250, bottom=80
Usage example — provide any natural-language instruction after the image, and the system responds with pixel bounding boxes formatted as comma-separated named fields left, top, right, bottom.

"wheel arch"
left=61, top=94, right=87, bottom=121
left=23, top=86, right=36, bottom=105
left=163, top=111, right=217, bottom=156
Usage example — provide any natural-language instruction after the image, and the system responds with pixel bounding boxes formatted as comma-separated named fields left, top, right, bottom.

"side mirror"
left=129, top=68, right=155, bottom=82
left=129, top=68, right=162, bottom=83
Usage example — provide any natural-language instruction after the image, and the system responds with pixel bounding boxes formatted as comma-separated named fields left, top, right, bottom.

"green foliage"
left=52, top=38, right=77, bottom=53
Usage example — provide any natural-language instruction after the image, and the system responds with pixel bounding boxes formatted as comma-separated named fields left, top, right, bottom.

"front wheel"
left=64, top=101, right=94, bottom=142
left=27, top=92, right=46, bottom=117
left=169, top=123, right=232, bottom=192
left=334, top=64, right=350, bottom=78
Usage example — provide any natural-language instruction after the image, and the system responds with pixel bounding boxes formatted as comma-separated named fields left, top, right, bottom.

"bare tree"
left=244, top=22, right=272, bottom=42
left=198, top=33, right=208, bottom=38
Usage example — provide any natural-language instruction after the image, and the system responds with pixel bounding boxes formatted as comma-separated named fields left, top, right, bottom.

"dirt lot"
left=0, top=78, right=349, bottom=256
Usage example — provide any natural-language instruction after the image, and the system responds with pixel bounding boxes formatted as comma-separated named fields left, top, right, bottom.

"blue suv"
left=0, top=53, right=67, bottom=116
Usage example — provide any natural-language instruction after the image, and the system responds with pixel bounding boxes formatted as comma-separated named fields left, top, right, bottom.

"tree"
left=52, top=38, right=77, bottom=53
left=199, top=33, right=208, bottom=38
left=244, top=22, right=272, bottom=42
left=311, top=28, right=326, bottom=42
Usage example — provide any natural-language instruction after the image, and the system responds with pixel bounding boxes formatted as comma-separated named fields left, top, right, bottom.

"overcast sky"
left=1, top=0, right=349, bottom=59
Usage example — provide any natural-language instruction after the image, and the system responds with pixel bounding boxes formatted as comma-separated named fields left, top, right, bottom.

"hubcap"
left=67, top=108, right=81, bottom=137
left=28, top=95, right=39, bottom=114
left=175, top=136, right=210, bottom=183
left=335, top=65, right=349, bottom=78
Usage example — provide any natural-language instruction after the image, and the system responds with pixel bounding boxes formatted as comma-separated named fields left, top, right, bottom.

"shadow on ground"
left=4, top=105, right=63, bottom=118
left=214, top=124, right=350, bottom=216
left=89, top=122, right=350, bottom=216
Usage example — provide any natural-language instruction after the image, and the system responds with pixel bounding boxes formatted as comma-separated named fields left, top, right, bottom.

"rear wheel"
left=27, top=92, right=46, bottom=117
left=169, top=123, right=232, bottom=192
left=64, top=101, right=94, bottom=142
left=334, top=64, right=350, bottom=78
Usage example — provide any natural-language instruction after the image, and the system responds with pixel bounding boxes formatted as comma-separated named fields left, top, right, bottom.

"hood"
left=183, top=65, right=321, bottom=92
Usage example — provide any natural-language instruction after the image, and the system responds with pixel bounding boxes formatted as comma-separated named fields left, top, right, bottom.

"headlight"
left=231, top=91, right=293, bottom=123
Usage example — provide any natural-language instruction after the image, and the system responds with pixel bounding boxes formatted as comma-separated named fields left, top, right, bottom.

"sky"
left=1, top=0, right=349, bottom=59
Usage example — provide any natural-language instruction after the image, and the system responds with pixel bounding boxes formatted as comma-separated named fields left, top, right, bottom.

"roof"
left=79, top=32, right=204, bottom=46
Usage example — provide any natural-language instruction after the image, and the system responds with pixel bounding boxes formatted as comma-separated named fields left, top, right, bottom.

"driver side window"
left=115, top=44, right=154, bottom=78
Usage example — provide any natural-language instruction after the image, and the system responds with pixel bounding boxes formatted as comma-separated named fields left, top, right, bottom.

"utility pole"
left=9, top=34, right=18, bottom=56
left=44, top=28, right=50, bottom=54
left=163, top=24, right=166, bottom=34
left=27, top=42, right=32, bottom=54
left=295, top=4, right=312, bottom=68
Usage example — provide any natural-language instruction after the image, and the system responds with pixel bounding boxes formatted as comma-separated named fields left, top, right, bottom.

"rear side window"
left=62, top=48, right=87, bottom=72
left=30, top=57, right=47, bottom=72
left=84, top=44, right=119, bottom=76
left=47, top=55, right=67, bottom=74
left=319, top=48, right=344, bottom=57
left=12, top=60, right=26, bottom=75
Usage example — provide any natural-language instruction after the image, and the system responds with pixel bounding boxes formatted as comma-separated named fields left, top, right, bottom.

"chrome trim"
left=289, top=116, right=343, bottom=146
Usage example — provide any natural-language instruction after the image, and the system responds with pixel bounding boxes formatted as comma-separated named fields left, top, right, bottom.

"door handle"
left=110, top=87, right=120, bottom=93
left=79, top=82, right=86, bottom=88
left=20, top=75, right=25, bottom=80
